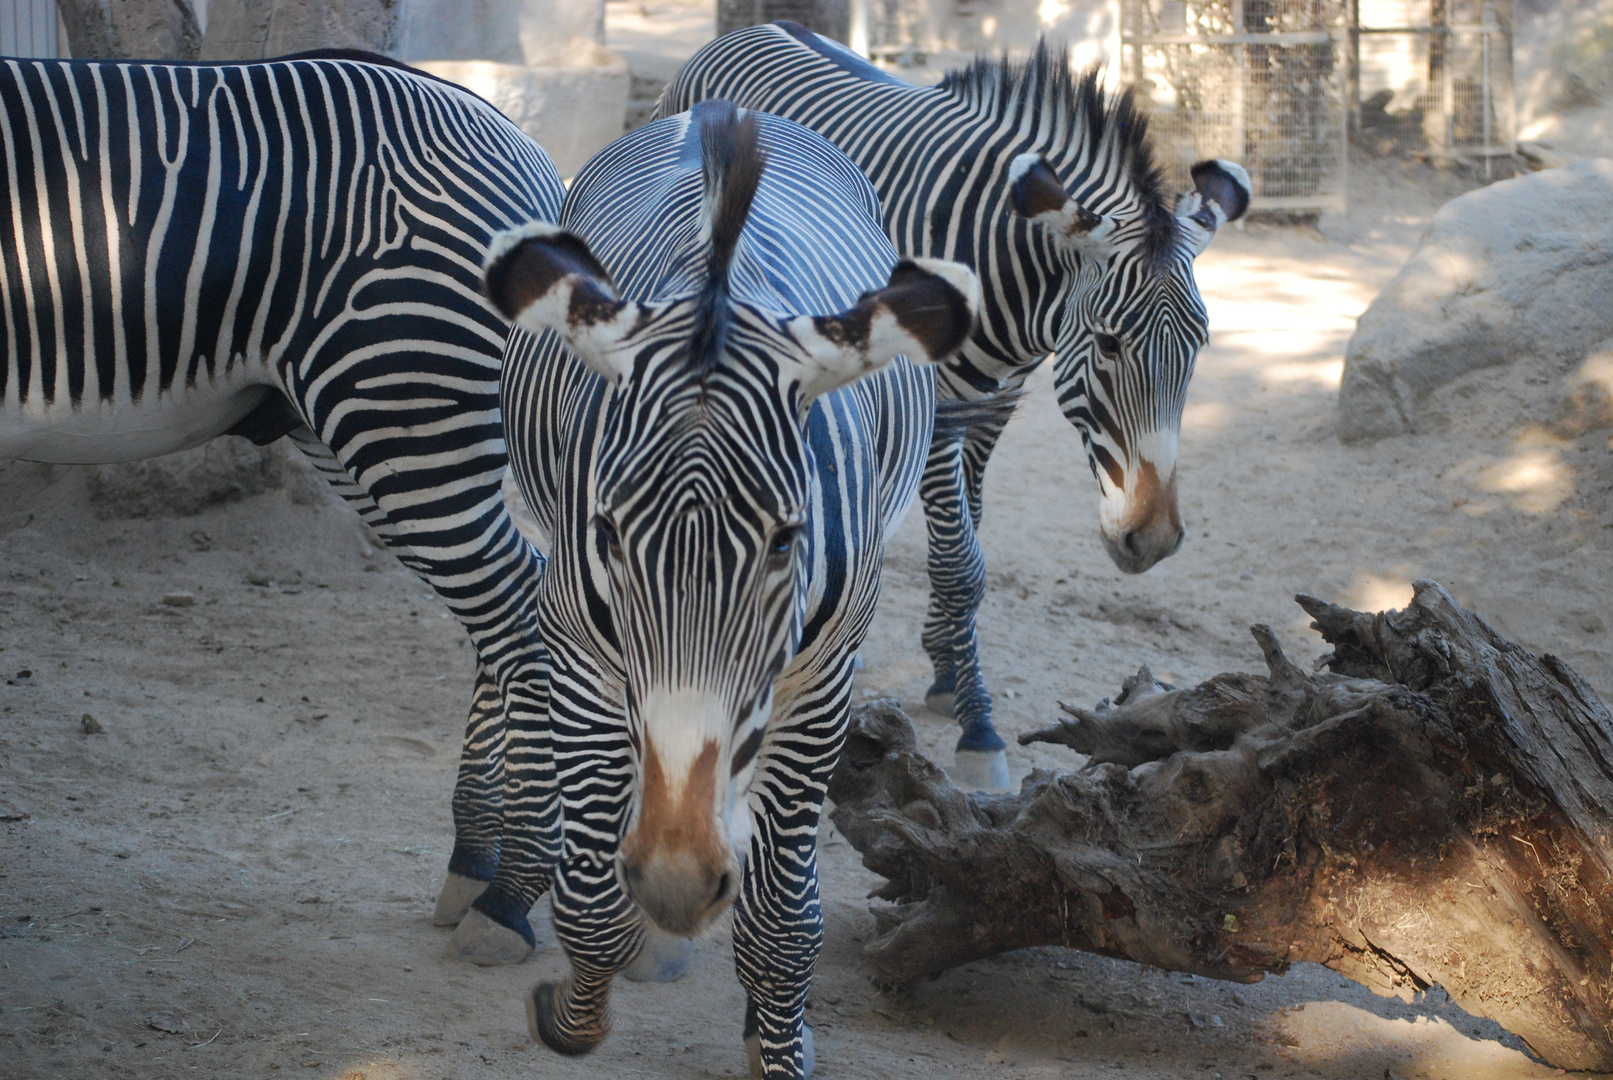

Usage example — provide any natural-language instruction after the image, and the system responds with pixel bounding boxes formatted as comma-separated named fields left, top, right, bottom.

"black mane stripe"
left=938, top=43, right=1178, bottom=269
left=691, top=101, right=767, bottom=372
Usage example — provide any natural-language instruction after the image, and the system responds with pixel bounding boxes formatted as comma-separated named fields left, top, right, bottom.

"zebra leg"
left=433, top=666, right=504, bottom=925
left=445, top=636, right=558, bottom=965
left=288, top=427, right=559, bottom=960
left=285, top=429, right=512, bottom=916
left=525, top=675, right=642, bottom=1050
left=918, top=432, right=1009, bottom=790
left=733, top=669, right=849, bottom=1080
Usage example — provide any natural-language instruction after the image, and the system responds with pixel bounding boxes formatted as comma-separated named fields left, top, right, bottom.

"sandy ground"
left=5, top=152, right=1609, bottom=1080
left=7, top=19, right=1613, bottom=1078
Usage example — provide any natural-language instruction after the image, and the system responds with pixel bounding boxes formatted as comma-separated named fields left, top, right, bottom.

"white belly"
left=0, top=375, right=275, bottom=464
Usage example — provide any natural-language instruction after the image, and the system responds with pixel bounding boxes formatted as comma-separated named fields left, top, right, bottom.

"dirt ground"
left=6, top=32, right=1613, bottom=1080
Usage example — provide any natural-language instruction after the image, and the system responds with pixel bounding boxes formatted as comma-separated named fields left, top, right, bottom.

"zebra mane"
left=691, top=102, right=766, bottom=374
left=938, top=45, right=1179, bottom=270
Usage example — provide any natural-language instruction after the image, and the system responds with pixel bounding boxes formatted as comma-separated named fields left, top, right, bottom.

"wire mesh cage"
left=1123, top=0, right=1349, bottom=211
left=1354, top=0, right=1513, bottom=175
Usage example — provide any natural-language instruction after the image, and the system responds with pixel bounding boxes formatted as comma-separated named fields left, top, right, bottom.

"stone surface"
left=57, top=0, right=202, bottom=60
left=1339, top=159, right=1613, bottom=442
left=413, top=55, right=628, bottom=177
left=199, top=0, right=402, bottom=60
left=84, top=437, right=308, bottom=519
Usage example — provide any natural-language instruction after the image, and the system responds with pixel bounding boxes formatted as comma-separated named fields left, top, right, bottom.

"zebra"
left=483, top=100, right=978, bottom=1077
left=0, top=49, right=567, bottom=957
left=660, top=25, right=1251, bottom=790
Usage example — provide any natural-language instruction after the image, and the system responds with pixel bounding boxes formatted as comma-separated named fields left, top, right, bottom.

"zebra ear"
left=1008, top=153, right=1120, bottom=259
left=484, top=222, right=644, bottom=383
left=782, top=258, right=980, bottom=400
left=1175, top=159, right=1252, bottom=255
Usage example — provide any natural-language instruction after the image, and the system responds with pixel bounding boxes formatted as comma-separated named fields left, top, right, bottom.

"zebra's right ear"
left=484, top=222, right=643, bottom=384
left=1008, top=154, right=1120, bottom=260
left=782, top=258, right=980, bottom=400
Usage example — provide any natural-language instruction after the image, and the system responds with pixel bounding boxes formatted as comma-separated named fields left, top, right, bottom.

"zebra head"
left=1005, top=88, right=1250, bottom=574
left=485, top=107, right=979, bottom=935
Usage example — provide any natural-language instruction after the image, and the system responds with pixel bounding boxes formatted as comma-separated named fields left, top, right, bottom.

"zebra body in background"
left=661, top=24, right=1251, bottom=789
left=485, top=101, right=977, bottom=1078
left=0, top=51, right=566, bottom=949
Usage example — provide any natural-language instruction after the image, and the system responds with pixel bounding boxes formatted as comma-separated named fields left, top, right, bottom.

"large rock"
left=57, top=0, right=202, bottom=60
left=1339, top=159, right=1613, bottom=442
left=200, top=0, right=403, bottom=60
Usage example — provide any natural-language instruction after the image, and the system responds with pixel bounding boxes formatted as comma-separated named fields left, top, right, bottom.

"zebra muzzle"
left=619, top=737, right=742, bottom=935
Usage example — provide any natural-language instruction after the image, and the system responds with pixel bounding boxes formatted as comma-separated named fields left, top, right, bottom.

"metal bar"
left=1482, top=5, right=1492, bottom=180
left=1125, top=30, right=1337, bottom=43
left=1355, top=24, right=1500, bottom=32
left=1231, top=0, right=1246, bottom=188
left=1250, top=194, right=1348, bottom=210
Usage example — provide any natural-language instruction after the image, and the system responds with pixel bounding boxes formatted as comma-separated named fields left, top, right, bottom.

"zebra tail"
left=931, top=388, right=1024, bottom=443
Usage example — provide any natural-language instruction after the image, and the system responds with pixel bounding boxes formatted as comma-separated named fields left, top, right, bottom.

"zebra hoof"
left=528, top=980, right=607, bottom=1056
left=745, top=1022, right=815, bottom=1079
left=924, top=689, right=956, bottom=718
left=952, top=748, right=1011, bottom=791
left=431, top=871, right=490, bottom=927
left=621, top=925, right=695, bottom=983
left=443, top=907, right=533, bottom=966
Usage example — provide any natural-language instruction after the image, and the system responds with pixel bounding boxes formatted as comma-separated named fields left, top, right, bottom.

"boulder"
left=56, top=0, right=202, bottom=60
left=1338, top=159, right=1613, bottom=442
left=199, top=0, right=402, bottom=60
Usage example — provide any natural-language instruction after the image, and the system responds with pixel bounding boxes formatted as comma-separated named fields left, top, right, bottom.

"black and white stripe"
left=660, top=25, right=1250, bottom=788
left=0, top=51, right=567, bottom=944
left=486, top=101, right=976, bottom=1078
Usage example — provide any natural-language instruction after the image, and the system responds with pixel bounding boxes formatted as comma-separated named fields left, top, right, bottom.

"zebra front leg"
left=527, top=850, right=647, bottom=1055
left=733, top=766, right=828, bottom=1077
left=919, top=434, right=1008, bottom=790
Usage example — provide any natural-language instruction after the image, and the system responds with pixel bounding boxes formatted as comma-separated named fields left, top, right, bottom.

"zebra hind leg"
left=285, top=429, right=523, bottom=917
left=620, top=923, right=696, bottom=982
left=432, top=667, right=505, bottom=925
left=447, top=658, right=558, bottom=965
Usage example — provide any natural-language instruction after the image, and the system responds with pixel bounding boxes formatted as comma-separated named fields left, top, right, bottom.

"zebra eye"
left=1094, top=332, right=1122, bottom=358
left=595, top=516, right=622, bottom=560
left=767, top=526, right=800, bottom=567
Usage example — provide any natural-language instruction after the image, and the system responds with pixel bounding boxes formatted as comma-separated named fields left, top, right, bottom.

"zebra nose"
left=620, top=853, right=737, bottom=935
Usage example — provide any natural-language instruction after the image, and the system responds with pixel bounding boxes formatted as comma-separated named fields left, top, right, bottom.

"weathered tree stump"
left=828, top=581, right=1613, bottom=1070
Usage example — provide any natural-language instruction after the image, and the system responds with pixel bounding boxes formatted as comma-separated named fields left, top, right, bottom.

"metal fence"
left=1122, top=0, right=1349, bottom=212
left=1353, top=0, right=1513, bottom=176
left=0, top=0, right=60, bottom=58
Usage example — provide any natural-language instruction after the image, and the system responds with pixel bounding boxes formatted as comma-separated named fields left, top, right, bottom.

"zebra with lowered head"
left=662, top=25, right=1251, bottom=789
left=484, top=99, right=977, bottom=1078
left=0, top=50, right=567, bottom=956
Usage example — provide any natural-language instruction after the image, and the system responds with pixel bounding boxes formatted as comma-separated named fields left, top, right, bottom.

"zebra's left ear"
left=1008, top=154, right=1121, bottom=260
left=781, top=258, right=980, bottom=400
left=1175, top=159, right=1252, bottom=256
left=483, top=222, right=650, bottom=383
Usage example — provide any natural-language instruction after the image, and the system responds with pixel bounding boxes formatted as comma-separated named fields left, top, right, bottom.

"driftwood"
left=828, top=581, right=1613, bottom=1071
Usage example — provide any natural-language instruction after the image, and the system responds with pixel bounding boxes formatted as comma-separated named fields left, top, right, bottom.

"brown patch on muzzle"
left=619, top=739, right=734, bottom=934
left=1103, top=459, right=1185, bottom=574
